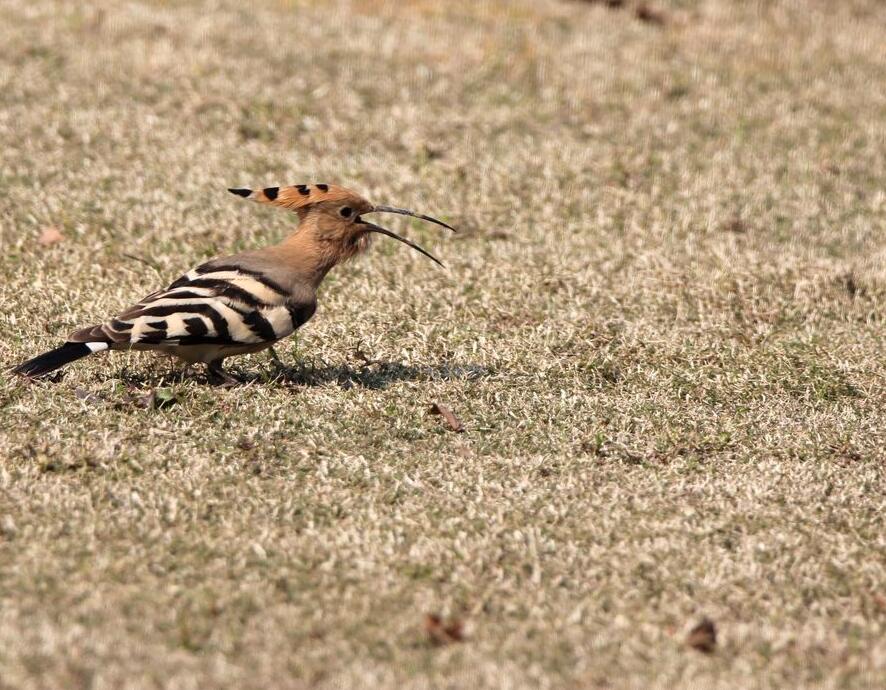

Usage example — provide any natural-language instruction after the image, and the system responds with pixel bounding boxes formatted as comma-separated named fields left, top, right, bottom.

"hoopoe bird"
left=13, top=184, right=453, bottom=385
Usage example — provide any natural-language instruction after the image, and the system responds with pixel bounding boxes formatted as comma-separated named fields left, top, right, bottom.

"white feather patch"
left=266, top=305, right=296, bottom=339
left=86, top=342, right=109, bottom=353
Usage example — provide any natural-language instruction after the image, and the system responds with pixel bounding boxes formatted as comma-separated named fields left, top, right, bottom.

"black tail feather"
left=12, top=342, right=97, bottom=378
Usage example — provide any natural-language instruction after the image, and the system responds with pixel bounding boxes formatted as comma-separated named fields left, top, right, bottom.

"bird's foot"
left=207, top=361, right=240, bottom=388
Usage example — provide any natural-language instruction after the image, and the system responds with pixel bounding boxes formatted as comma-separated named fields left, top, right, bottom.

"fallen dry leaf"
left=430, top=403, right=465, bottom=432
left=425, top=613, right=465, bottom=646
left=686, top=617, right=717, bottom=653
left=635, top=3, right=666, bottom=25
left=38, top=226, right=64, bottom=247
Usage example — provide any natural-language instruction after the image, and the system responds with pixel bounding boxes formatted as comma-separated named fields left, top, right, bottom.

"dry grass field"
left=1, top=0, right=884, bottom=688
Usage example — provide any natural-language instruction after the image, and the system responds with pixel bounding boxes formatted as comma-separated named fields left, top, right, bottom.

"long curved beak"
left=357, top=219, right=445, bottom=268
left=371, top=205, right=456, bottom=232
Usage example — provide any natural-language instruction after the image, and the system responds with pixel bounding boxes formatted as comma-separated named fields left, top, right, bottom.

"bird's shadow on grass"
left=122, top=360, right=491, bottom=390
left=248, top=360, right=490, bottom=390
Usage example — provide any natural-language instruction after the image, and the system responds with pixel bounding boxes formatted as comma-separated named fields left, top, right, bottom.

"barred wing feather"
left=87, top=264, right=313, bottom=348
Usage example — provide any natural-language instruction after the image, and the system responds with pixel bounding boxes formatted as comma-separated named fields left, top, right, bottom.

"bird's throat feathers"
left=277, top=217, right=371, bottom=287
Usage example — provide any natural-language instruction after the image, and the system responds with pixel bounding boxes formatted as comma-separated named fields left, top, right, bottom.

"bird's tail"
left=12, top=341, right=108, bottom=378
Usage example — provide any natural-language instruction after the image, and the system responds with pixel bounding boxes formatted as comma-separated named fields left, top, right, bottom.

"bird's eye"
left=339, top=206, right=353, bottom=218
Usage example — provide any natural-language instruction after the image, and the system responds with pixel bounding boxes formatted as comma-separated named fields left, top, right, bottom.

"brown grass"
left=1, top=0, right=884, bottom=688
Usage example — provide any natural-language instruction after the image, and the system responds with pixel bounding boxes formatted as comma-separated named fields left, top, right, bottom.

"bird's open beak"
left=355, top=218, right=445, bottom=267
left=370, top=205, right=456, bottom=232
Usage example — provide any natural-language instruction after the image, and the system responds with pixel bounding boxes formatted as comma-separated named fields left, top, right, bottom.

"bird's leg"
left=206, top=359, right=240, bottom=387
left=267, top=346, right=284, bottom=367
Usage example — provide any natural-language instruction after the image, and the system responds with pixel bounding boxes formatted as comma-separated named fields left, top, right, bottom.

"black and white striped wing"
left=91, top=264, right=313, bottom=349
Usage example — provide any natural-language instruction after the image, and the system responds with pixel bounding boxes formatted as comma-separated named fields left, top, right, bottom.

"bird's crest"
left=228, top=183, right=355, bottom=213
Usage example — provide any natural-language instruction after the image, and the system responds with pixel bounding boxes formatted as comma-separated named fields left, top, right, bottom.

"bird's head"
left=228, top=183, right=454, bottom=267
